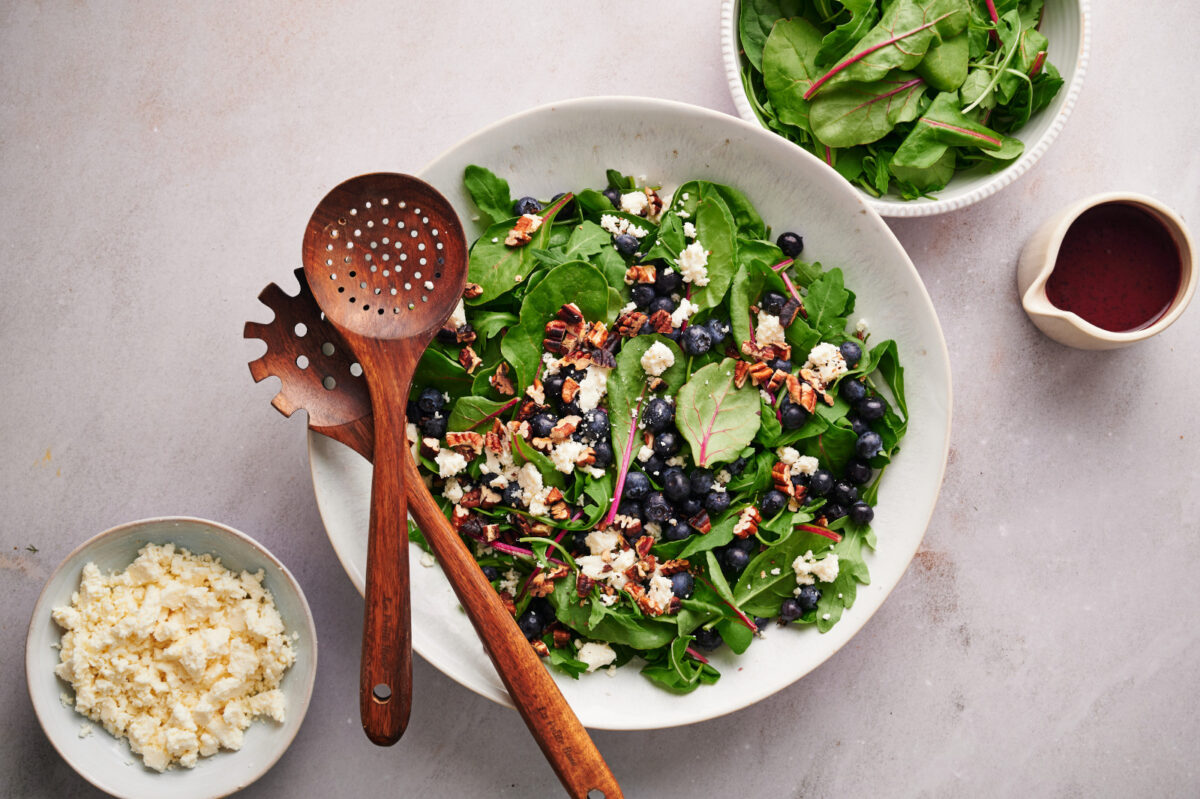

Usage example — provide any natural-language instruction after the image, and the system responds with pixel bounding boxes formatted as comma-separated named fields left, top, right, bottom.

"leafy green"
left=463, top=165, right=512, bottom=228
left=675, top=359, right=761, bottom=467
left=810, top=72, right=926, bottom=148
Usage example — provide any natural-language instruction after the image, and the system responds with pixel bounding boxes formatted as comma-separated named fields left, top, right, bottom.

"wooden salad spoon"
left=253, top=192, right=622, bottom=794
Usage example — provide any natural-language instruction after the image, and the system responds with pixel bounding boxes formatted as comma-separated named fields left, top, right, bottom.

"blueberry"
left=705, top=491, right=731, bottom=514
left=544, top=373, right=565, bottom=404
left=654, top=267, right=682, bottom=296
left=671, top=572, right=694, bottom=599
left=550, top=192, right=576, bottom=217
left=614, top=233, right=639, bottom=256
left=419, top=413, right=447, bottom=438
left=779, top=598, right=804, bottom=622
left=856, top=430, right=883, bottom=459
left=653, top=430, right=681, bottom=457
left=760, top=489, right=787, bottom=518
left=768, top=358, right=792, bottom=373
left=571, top=530, right=590, bottom=553
left=517, top=607, right=546, bottom=640
left=416, top=386, right=445, bottom=415
left=849, top=501, right=875, bottom=525
left=530, top=412, right=556, bottom=439
left=663, top=467, right=690, bottom=503
left=592, top=439, right=614, bottom=468
left=513, top=196, right=542, bottom=216
left=481, top=565, right=499, bottom=582
left=602, top=187, right=621, bottom=208
left=840, top=340, right=862, bottom=367
left=664, top=328, right=682, bottom=343
left=642, top=455, right=666, bottom=479
left=581, top=408, right=610, bottom=440
left=624, top=471, right=651, bottom=502
left=706, top=318, right=730, bottom=343
left=638, top=320, right=654, bottom=336
left=848, top=415, right=870, bottom=435
left=823, top=502, right=847, bottom=521
left=689, top=468, right=714, bottom=496
left=648, top=295, right=676, bottom=316
left=753, top=617, right=770, bottom=630
left=795, top=585, right=821, bottom=612
left=760, top=290, right=787, bottom=316
left=857, top=396, right=886, bottom=421
left=844, top=458, right=872, bottom=485
left=776, top=231, right=804, bottom=258
left=643, top=492, right=672, bottom=523
left=680, top=324, right=713, bottom=356
left=808, top=469, right=834, bottom=496
left=839, top=378, right=867, bottom=404
left=728, top=457, right=748, bottom=475
left=502, top=482, right=523, bottom=507
left=724, top=546, right=751, bottom=575
left=617, top=500, right=643, bottom=521
left=560, top=400, right=583, bottom=418
left=693, top=627, right=723, bottom=651
left=730, top=537, right=757, bottom=553
left=677, top=497, right=703, bottom=518
left=663, top=521, right=692, bottom=542
left=780, top=400, right=808, bottom=430
left=630, top=284, right=656, bottom=309
left=832, top=480, right=858, bottom=506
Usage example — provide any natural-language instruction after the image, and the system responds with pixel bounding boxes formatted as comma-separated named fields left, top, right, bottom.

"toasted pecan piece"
left=689, top=510, right=712, bottom=534
left=479, top=486, right=502, bottom=509
left=748, top=361, right=774, bottom=387
left=615, top=310, right=647, bottom=337
left=531, top=639, right=551, bottom=657
left=658, top=558, right=691, bottom=576
left=561, top=376, right=581, bottom=404
left=525, top=377, right=546, bottom=405
left=624, top=263, right=656, bottom=285
left=490, top=362, right=516, bottom=396
left=462, top=282, right=483, bottom=300
left=450, top=504, right=472, bottom=530
left=576, top=573, right=597, bottom=598
left=457, top=345, right=482, bottom=374
left=458, top=487, right=484, bottom=509
left=549, top=415, right=581, bottom=442
left=635, top=535, right=655, bottom=558
left=552, top=627, right=572, bottom=649
left=797, top=379, right=818, bottom=413
left=771, top=462, right=793, bottom=495
left=785, top=373, right=804, bottom=404
left=732, top=506, right=762, bottom=539
left=504, top=213, right=543, bottom=247
left=498, top=590, right=517, bottom=616
left=528, top=564, right=569, bottom=597
left=734, top=360, right=752, bottom=388
left=583, top=322, right=609, bottom=349
left=647, top=309, right=673, bottom=334
left=766, top=368, right=789, bottom=393
left=445, top=431, right=484, bottom=457
left=778, top=298, right=803, bottom=326
left=515, top=399, right=544, bottom=422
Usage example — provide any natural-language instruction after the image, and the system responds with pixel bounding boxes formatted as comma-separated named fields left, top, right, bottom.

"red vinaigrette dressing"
left=1044, top=203, right=1182, bottom=332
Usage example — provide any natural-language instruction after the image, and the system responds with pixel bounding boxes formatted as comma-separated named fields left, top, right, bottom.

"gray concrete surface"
left=2, top=2, right=1198, bottom=797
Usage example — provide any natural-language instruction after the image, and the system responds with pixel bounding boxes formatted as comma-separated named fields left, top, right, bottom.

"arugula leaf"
left=463, top=165, right=512, bottom=228
left=676, top=359, right=761, bottom=468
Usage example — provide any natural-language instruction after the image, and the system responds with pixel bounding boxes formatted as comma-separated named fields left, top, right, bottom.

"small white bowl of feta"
left=26, top=516, right=318, bottom=799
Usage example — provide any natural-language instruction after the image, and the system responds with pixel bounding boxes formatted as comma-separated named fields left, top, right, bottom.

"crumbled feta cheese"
left=777, top=446, right=801, bottom=465
left=599, top=214, right=649, bottom=239
left=419, top=551, right=436, bottom=568
left=770, top=567, right=781, bottom=576
left=527, top=485, right=554, bottom=516
left=541, top=352, right=561, bottom=375
left=645, top=573, right=675, bottom=612
left=516, top=463, right=543, bottom=503
left=434, top=450, right=468, bottom=478
left=716, top=469, right=732, bottom=484
left=448, top=299, right=467, bottom=329
left=792, top=550, right=839, bottom=586
left=665, top=455, right=685, bottom=467
left=676, top=241, right=710, bottom=286
left=575, top=366, right=611, bottom=413
left=636, top=445, right=655, bottom=463
left=804, top=343, right=848, bottom=388
left=683, top=221, right=697, bottom=239
left=670, top=297, right=699, bottom=327
left=855, top=318, right=869, bottom=335
left=822, top=613, right=831, bottom=620
left=640, top=341, right=676, bottom=377
left=406, top=422, right=420, bottom=462
left=497, top=569, right=520, bottom=594
left=756, top=313, right=787, bottom=348
left=550, top=440, right=590, bottom=473
left=442, top=478, right=464, bottom=504
left=793, top=455, right=819, bottom=476
left=620, top=301, right=637, bottom=315
left=619, top=191, right=649, bottom=216
left=577, top=642, right=617, bottom=673
left=51, top=544, right=295, bottom=772
left=585, top=530, right=620, bottom=556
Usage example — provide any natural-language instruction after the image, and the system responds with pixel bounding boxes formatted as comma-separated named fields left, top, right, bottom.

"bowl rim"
left=25, top=515, right=319, bottom=799
left=307, top=94, right=954, bottom=728
left=720, top=0, right=1092, bottom=217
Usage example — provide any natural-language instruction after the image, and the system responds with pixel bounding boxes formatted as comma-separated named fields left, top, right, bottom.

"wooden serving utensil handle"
left=403, top=453, right=622, bottom=798
left=358, top=360, right=414, bottom=746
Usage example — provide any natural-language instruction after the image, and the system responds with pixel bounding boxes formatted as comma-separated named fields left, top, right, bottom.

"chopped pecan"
left=635, top=534, right=655, bottom=558
left=785, top=373, right=804, bottom=404
left=505, top=419, right=530, bottom=441
left=615, top=310, right=647, bottom=337
left=583, top=322, right=609, bottom=349
left=588, top=346, right=616, bottom=368
left=514, top=514, right=552, bottom=537
left=462, top=282, right=483, bottom=300
left=419, top=437, right=440, bottom=459
left=646, top=376, right=665, bottom=392
left=437, top=324, right=476, bottom=346
left=557, top=302, right=585, bottom=326
left=612, top=514, right=643, bottom=539
left=479, top=486, right=502, bottom=509
left=543, top=320, right=571, bottom=354
left=445, top=431, right=484, bottom=457
left=689, top=510, right=712, bottom=534
left=457, top=345, right=482, bottom=374
left=658, top=558, right=691, bottom=576
left=666, top=596, right=682, bottom=615
left=498, top=590, right=517, bottom=616
left=531, top=639, right=550, bottom=657
left=560, top=349, right=592, bottom=369
left=481, top=523, right=502, bottom=542
left=484, top=429, right=507, bottom=456
left=490, top=363, right=516, bottom=396
left=624, top=263, right=656, bottom=285
left=528, top=564, right=569, bottom=597
left=450, top=504, right=472, bottom=530
left=552, top=627, right=572, bottom=649
left=525, top=377, right=545, bottom=404
left=778, top=297, right=803, bottom=327
left=732, top=506, right=762, bottom=539
left=648, top=309, right=674, bottom=334
left=458, top=487, right=483, bottom=509
left=748, top=361, right=774, bottom=387
left=644, top=188, right=664, bottom=220
left=576, top=573, right=597, bottom=598
left=766, top=368, right=789, bottom=393
left=734, top=360, right=752, bottom=388
left=797, top=380, right=818, bottom=413
left=504, top=213, right=543, bottom=247
left=515, top=399, right=544, bottom=422
left=561, top=376, right=581, bottom=404
left=771, top=461, right=793, bottom=495
left=549, top=415, right=580, bottom=442
left=531, top=436, right=553, bottom=452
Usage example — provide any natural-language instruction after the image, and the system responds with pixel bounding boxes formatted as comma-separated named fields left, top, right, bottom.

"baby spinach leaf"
left=676, top=359, right=761, bottom=467
left=740, top=0, right=806, bottom=72
left=763, top=17, right=825, bottom=131
left=890, top=148, right=957, bottom=193
left=810, top=71, right=926, bottom=147
left=471, top=310, right=519, bottom=343
left=561, top=220, right=611, bottom=261
left=716, top=617, right=755, bottom=654
left=607, top=335, right=686, bottom=462
left=412, top=347, right=474, bottom=395
left=552, top=577, right=675, bottom=649
left=916, top=29, right=969, bottom=90
left=639, top=635, right=720, bottom=693
left=803, top=267, right=852, bottom=336
left=676, top=512, right=738, bottom=559
left=463, top=165, right=512, bottom=228
left=642, top=211, right=685, bottom=263
left=689, top=193, right=737, bottom=312
left=892, top=92, right=1017, bottom=168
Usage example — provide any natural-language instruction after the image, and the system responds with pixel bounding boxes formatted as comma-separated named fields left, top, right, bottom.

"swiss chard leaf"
left=607, top=335, right=686, bottom=464
left=688, top=193, right=738, bottom=312
left=676, top=359, right=761, bottom=468
left=763, top=18, right=825, bottom=131
left=740, top=0, right=806, bottom=72
left=810, top=71, right=926, bottom=147
left=447, top=396, right=516, bottom=432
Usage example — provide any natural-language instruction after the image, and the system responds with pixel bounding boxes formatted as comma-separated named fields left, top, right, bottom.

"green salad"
left=406, top=166, right=907, bottom=693
left=738, top=0, right=1065, bottom=199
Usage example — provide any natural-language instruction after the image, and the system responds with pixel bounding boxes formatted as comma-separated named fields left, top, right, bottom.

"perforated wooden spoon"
left=303, top=173, right=468, bottom=746
left=246, top=266, right=624, bottom=797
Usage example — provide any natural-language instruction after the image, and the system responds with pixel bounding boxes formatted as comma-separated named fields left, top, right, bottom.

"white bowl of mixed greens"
left=723, top=0, right=1090, bottom=216
left=308, top=97, right=952, bottom=728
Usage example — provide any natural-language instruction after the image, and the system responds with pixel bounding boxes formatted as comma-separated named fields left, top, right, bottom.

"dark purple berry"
left=631, top=284, right=656, bottom=308
left=776, top=231, right=804, bottom=258
left=849, top=501, right=874, bottom=525
left=513, top=196, right=542, bottom=216
left=614, top=233, right=639, bottom=256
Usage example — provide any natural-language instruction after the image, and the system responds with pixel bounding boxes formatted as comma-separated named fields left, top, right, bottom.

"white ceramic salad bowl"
left=721, top=0, right=1091, bottom=217
left=308, top=96, right=952, bottom=729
